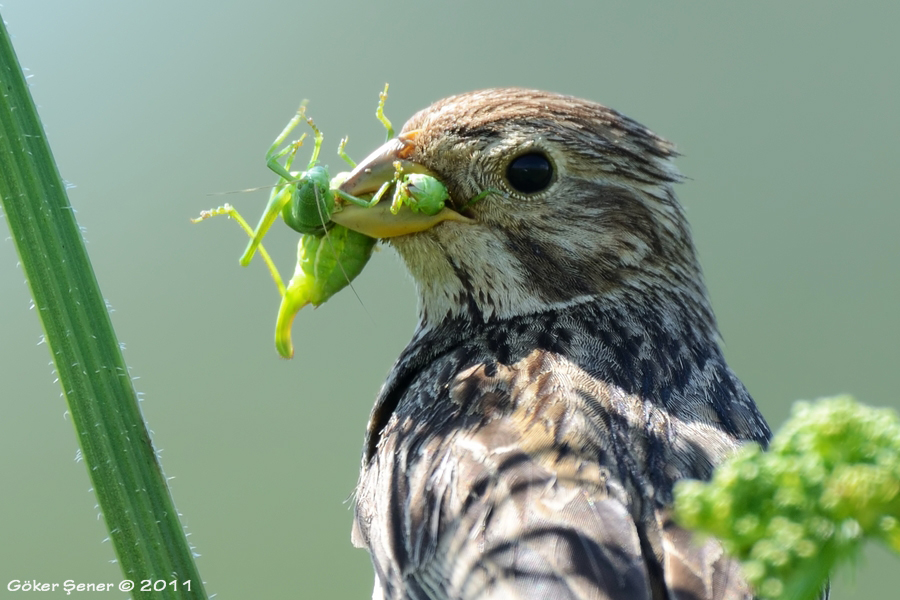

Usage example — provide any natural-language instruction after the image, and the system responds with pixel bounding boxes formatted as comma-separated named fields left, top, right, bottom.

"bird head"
left=332, top=89, right=715, bottom=332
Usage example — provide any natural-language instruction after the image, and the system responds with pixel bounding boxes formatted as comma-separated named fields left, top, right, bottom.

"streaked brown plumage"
left=336, top=89, right=771, bottom=600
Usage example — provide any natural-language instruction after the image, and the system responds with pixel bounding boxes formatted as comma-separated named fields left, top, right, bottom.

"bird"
left=329, top=89, right=773, bottom=600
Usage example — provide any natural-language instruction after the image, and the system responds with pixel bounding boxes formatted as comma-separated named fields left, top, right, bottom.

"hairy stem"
left=0, top=14, right=206, bottom=599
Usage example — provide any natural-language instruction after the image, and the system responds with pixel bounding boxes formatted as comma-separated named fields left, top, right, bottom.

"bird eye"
left=505, top=152, right=553, bottom=194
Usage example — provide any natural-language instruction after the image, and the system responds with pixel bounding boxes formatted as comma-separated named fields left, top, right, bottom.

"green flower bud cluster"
left=674, top=395, right=900, bottom=600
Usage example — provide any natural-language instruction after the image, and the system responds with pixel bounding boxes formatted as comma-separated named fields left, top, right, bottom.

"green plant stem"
left=0, top=15, right=206, bottom=599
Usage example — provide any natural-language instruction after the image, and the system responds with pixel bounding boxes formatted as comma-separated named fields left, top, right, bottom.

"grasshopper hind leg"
left=191, top=204, right=286, bottom=296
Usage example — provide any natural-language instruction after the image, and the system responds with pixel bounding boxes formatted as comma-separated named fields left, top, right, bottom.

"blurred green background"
left=1, top=1, right=897, bottom=598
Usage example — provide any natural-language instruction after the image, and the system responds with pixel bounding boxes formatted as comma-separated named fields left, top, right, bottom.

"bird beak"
left=330, top=131, right=474, bottom=239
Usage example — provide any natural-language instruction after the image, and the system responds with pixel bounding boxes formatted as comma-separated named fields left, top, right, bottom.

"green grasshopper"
left=384, top=161, right=449, bottom=216
left=193, top=85, right=453, bottom=358
left=237, top=100, right=379, bottom=264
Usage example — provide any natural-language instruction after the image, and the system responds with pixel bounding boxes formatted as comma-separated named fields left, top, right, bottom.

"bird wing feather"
left=354, top=345, right=754, bottom=600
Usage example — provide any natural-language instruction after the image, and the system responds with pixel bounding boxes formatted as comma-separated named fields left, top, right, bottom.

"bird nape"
left=330, top=89, right=773, bottom=600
